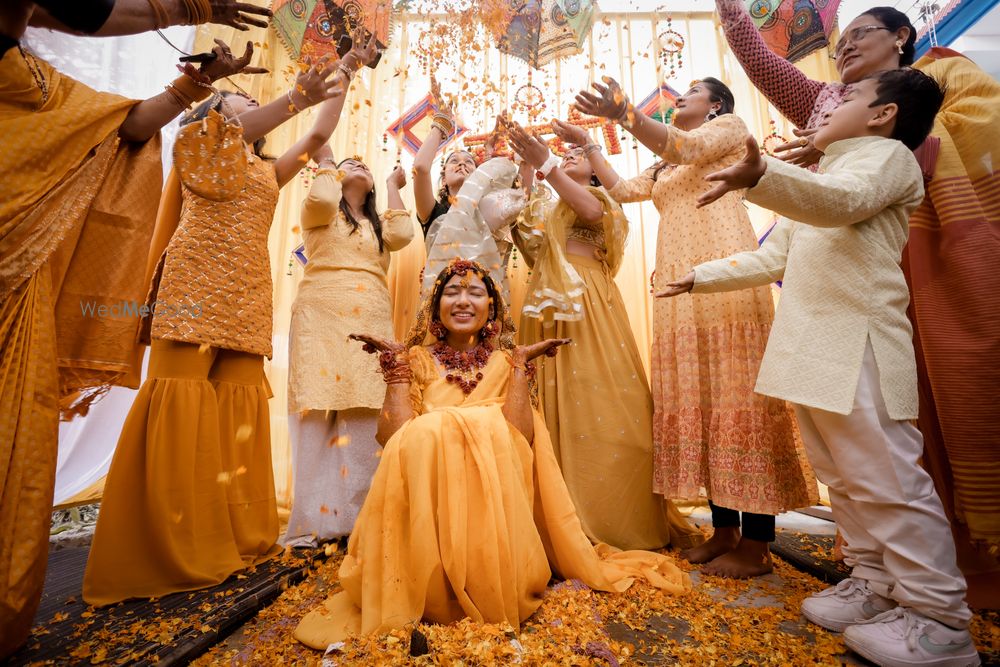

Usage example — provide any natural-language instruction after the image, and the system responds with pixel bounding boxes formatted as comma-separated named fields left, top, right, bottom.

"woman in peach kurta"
left=573, top=77, right=813, bottom=577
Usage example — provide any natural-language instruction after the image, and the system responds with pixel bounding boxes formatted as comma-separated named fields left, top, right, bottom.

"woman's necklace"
left=431, top=339, right=493, bottom=394
left=18, top=46, right=49, bottom=110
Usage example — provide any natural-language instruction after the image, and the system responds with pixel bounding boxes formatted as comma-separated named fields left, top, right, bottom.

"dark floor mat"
left=6, top=546, right=324, bottom=666
left=772, top=531, right=851, bottom=586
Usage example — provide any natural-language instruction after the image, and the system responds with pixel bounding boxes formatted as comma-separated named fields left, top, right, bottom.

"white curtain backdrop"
left=22, top=26, right=195, bottom=506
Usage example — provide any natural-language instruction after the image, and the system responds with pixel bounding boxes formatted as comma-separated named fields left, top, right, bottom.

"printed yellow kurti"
left=693, top=136, right=925, bottom=419
left=609, top=114, right=811, bottom=514
left=294, top=346, right=690, bottom=648
left=288, top=168, right=414, bottom=413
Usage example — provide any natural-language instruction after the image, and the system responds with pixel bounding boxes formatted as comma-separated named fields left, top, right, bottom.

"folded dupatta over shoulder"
left=520, top=186, right=628, bottom=326
left=0, top=49, right=163, bottom=414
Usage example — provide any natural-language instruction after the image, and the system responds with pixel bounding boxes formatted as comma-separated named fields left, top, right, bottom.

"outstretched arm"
left=273, top=33, right=378, bottom=188
left=351, top=334, right=415, bottom=446
left=503, top=338, right=571, bottom=442
left=118, top=39, right=266, bottom=142
left=715, top=0, right=826, bottom=129
left=413, top=75, right=454, bottom=222
left=27, top=0, right=270, bottom=37
left=508, top=122, right=603, bottom=225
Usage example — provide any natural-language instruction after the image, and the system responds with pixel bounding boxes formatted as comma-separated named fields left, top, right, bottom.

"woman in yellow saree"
left=294, top=259, right=690, bottom=649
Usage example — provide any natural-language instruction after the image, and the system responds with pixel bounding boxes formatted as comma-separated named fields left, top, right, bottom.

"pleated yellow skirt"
left=521, top=253, right=703, bottom=551
left=83, top=339, right=279, bottom=606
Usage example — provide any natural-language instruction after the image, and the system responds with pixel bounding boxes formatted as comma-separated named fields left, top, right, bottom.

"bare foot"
left=680, top=526, right=739, bottom=564
left=701, top=538, right=773, bottom=579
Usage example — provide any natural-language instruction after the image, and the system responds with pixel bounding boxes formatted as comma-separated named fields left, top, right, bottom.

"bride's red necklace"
left=432, top=339, right=493, bottom=394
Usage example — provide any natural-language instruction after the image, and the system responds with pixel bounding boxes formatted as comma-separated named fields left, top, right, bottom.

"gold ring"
left=800, top=138, right=809, bottom=147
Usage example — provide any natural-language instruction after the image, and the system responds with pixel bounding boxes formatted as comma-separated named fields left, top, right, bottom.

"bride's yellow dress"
left=294, top=345, right=690, bottom=648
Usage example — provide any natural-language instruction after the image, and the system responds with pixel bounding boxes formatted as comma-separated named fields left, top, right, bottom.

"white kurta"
left=692, top=136, right=925, bottom=419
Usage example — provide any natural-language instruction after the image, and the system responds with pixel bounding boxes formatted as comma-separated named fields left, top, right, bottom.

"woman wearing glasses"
left=716, top=0, right=1000, bottom=615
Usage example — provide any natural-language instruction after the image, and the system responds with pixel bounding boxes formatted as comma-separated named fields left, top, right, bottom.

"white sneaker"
left=844, top=607, right=980, bottom=667
left=800, top=577, right=897, bottom=632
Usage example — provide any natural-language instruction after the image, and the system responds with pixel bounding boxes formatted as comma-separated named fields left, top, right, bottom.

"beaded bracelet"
left=286, top=90, right=303, bottom=114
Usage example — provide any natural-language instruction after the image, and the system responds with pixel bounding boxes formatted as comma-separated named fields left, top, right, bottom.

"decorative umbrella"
left=386, top=94, right=469, bottom=157
left=745, top=0, right=841, bottom=62
left=636, top=82, right=681, bottom=125
left=271, top=0, right=394, bottom=62
left=482, top=0, right=599, bottom=69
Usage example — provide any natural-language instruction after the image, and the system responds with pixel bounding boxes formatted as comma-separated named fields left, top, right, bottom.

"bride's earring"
left=895, top=40, right=904, bottom=54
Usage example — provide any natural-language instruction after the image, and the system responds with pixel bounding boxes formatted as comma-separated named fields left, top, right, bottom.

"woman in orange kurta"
left=294, top=259, right=690, bottom=649
left=83, top=38, right=380, bottom=605
left=571, top=77, right=814, bottom=577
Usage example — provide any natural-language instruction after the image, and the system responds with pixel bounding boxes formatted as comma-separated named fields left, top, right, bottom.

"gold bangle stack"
left=179, top=0, right=212, bottom=25
left=431, top=112, right=455, bottom=138
left=144, top=0, right=169, bottom=28
left=581, top=143, right=601, bottom=157
left=170, top=74, right=213, bottom=104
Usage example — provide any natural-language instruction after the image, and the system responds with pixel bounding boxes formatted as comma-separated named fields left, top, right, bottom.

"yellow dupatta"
left=521, top=186, right=628, bottom=326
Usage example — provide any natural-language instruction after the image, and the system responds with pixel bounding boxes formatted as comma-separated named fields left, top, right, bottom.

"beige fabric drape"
left=187, top=10, right=841, bottom=509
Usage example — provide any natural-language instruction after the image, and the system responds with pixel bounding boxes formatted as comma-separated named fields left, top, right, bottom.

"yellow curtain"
left=190, top=10, right=838, bottom=509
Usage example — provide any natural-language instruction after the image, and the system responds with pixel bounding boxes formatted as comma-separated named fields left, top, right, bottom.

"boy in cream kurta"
left=661, top=69, right=978, bottom=667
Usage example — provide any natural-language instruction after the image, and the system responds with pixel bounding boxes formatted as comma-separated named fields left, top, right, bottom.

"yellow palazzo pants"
left=83, top=339, right=279, bottom=606
left=0, top=268, right=59, bottom=657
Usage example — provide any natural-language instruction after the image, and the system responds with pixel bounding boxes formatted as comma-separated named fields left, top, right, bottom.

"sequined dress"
left=152, top=156, right=280, bottom=357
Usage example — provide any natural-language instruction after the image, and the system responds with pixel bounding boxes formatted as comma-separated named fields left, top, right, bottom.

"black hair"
left=700, top=77, right=735, bottom=116
left=861, top=7, right=917, bottom=66
left=435, top=150, right=477, bottom=209
left=184, top=91, right=268, bottom=158
left=429, top=262, right=500, bottom=324
left=336, top=158, right=385, bottom=254
left=865, top=68, right=944, bottom=149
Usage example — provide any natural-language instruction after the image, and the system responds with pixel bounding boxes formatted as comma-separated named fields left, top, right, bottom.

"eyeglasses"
left=831, top=25, right=892, bottom=59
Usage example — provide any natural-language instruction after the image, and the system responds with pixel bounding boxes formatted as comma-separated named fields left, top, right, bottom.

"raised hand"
left=514, top=338, right=572, bottom=362
left=774, top=127, right=823, bottom=168
left=292, top=56, right=344, bottom=108
left=342, top=29, right=379, bottom=72
left=484, top=112, right=509, bottom=160
left=574, top=76, right=627, bottom=120
left=197, top=39, right=268, bottom=81
left=507, top=122, right=551, bottom=170
left=208, top=0, right=272, bottom=30
left=429, top=73, right=454, bottom=118
left=387, top=165, right=407, bottom=190
left=655, top=271, right=695, bottom=298
left=551, top=118, right=590, bottom=147
left=696, top=136, right=766, bottom=208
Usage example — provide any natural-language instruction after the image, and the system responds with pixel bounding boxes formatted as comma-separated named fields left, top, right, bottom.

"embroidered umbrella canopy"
left=482, top=0, right=599, bottom=69
left=745, top=0, right=841, bottom=62
left=271, top=0, right=393, bottom=62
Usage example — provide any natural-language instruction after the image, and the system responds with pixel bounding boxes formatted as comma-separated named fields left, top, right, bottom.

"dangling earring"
left=705, top=107, right=719, bottom=122
left=479, top=319, right=497, bottom=340
left=895, top=40, right=904, bottom=54
left=429, top=319, right=447, bottom=340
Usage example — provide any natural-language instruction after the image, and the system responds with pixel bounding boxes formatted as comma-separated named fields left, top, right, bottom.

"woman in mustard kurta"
left=83, top=39, right=381, bottom=605
left=506, top=124, right=705, bottom=553
left=294, top=259, right=690, bottom=649
left=573, top=77, right=813, bottom=577
left=284, top=152, right=413, bottom=546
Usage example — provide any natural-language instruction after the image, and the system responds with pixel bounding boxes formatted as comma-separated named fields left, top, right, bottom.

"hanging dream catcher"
left=658, top=17, right=685, bottom=79
left=761, top=118, right=789, bottom=156
left=513, top=72, right=547, bottom=121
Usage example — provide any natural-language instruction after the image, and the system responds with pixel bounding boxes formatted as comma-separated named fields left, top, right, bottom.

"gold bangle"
left=171, top=74, right=212, bottom=103
left=144, top=0, right=169, bottom=28
left=164, top=84, right=191, bottom=108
